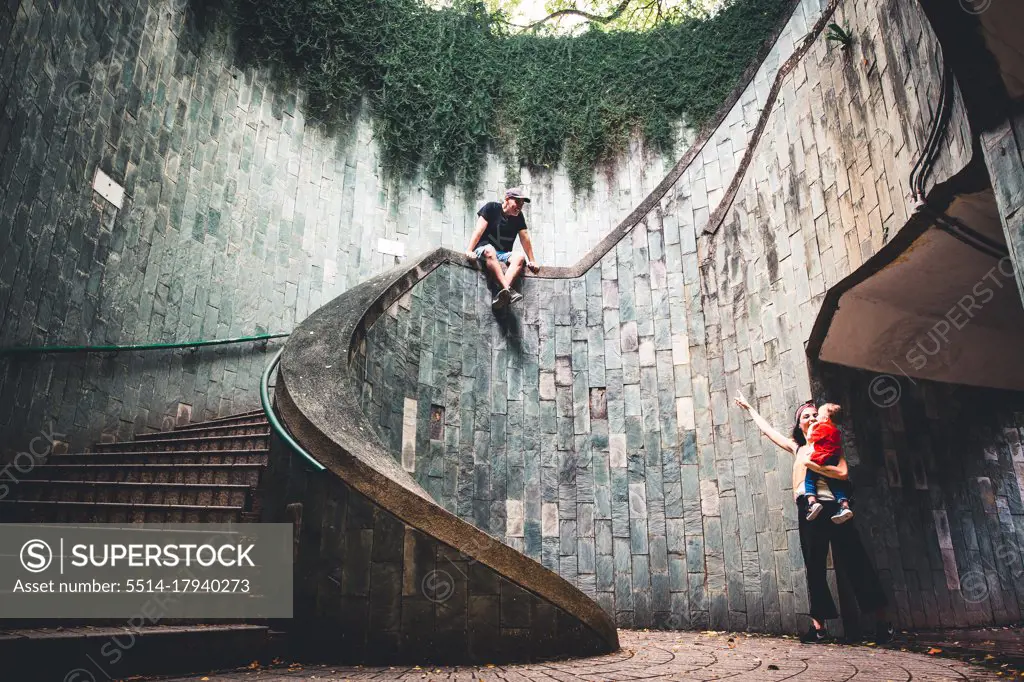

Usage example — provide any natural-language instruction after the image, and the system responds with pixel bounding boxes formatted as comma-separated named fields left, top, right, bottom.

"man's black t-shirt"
left=477, top=202, right=527, bottom=253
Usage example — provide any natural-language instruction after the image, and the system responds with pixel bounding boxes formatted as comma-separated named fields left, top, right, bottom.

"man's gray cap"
left=505, top=187, right=531, bottom=203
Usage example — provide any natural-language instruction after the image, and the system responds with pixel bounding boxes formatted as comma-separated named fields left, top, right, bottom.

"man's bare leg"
left=505, top=253, right=526, bottom=288
left=481, top=248, right=513, bottom=309
left=482, top=249, right=510, bottom=289
left=504, top=254, right=527, bottom=304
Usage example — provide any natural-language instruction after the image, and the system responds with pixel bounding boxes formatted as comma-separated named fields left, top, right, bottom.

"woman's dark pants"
left=796, top=496, right=887, bottom=622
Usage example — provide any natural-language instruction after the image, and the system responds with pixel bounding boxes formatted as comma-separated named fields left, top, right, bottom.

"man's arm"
left=518, top=229, right=540, bottom=272
left=465, top=216, right=488, bottom=257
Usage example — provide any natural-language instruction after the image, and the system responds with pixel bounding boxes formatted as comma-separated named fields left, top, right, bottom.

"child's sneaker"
left=806, top=502, right=823, bottom=521
left=831, top=507, right=854, bottom=524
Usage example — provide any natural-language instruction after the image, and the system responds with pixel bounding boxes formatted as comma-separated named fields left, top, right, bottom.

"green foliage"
left=825, top=23, right=852, bottom=48
left=215, top=0, right=792, bottom=194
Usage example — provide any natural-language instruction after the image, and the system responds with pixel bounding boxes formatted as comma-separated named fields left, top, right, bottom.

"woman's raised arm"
left=734, top=392, right=798, bottom=455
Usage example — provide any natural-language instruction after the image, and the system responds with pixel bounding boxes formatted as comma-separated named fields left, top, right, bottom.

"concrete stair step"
left=94, top=433, right=270, bottom=452
left=175, top=416, right=268, bottom=433
left=135, top=424, right=271, bottom=441
left=25, top=463, right=265, bottom=486
left=13, top=480, right=253, bottom=507
left=0, top=624, right=281, bottom=679
left=174, top=410, right=267, bottom=432
left=2, top=406, right=272, bottom=527
left=48, top=450, right=270, bottom=466
left=0, top=499, right=245, bottom=523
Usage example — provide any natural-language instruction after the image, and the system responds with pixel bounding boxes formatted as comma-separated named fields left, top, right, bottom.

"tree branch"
left=510, top=0, right=635, bottom=31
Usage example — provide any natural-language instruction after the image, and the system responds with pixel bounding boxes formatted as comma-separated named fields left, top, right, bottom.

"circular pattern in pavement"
left=163, top=630, right=1005, bottom=681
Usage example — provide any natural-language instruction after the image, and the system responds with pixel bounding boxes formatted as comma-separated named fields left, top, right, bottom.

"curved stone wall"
left=349, top=0, right=1024, bottom=636
left=271, top=251, right=618, bottom=662
left=0, top=0, right=681, bottom=456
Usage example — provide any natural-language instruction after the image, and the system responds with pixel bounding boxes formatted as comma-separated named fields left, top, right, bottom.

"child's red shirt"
left=808, top=421, right=842, bottom=465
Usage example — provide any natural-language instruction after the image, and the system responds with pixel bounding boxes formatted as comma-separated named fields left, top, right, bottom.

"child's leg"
left=804, top=471, right=823, bottom=520
left=804, top=469, right=819, bottom=499
left=829, top=477, right=851, bottom=507
left=830, top=480, right=854, bottom=523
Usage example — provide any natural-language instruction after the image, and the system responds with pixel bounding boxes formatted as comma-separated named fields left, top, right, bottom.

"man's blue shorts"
left=474, top=245, right=512, bottom=264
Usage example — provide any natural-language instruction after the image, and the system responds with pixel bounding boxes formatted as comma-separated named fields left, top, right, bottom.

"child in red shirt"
left=804, top=403, right=853, bottom=524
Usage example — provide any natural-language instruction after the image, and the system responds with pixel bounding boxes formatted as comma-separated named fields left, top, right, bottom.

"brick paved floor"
left=894, top=625, right=1024, bottom=669
left=159, top=630, right=1009, bottom=681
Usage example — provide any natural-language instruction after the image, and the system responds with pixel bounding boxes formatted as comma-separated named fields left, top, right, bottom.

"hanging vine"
left=206, top=0, right=791, bottom=193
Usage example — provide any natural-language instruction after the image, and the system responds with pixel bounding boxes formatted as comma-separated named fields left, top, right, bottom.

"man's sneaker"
left=509, top=290, right=524, bottom=305
left=831, top=507, right=854, bottom=524
left=874, top=621, right=895, bottom=644
left=806, top=502, right=823, bottom=521
left=492, top=289, right=511, bottom=310
left=799, top=625, right=829, bottom=643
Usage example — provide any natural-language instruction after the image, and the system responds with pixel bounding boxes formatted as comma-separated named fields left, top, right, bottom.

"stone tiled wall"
left=0, top=0, right=676, bottom=457
left=359, top=262, right=1024, bottom=634
left=983, top=106, right=1024, bottom=309
left=354, top=0, right=1024, bottom=634
left=263, top=437, right=609, bottom=663
left=685, top=0, right=1020, bottom=632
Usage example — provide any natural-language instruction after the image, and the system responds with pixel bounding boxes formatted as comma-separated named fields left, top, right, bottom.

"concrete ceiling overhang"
left=976, top=0, right=1024, bottom=100
left=816, top=190, right=1024, bottom=390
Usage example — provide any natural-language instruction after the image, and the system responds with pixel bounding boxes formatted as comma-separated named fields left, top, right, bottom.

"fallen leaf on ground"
left=927, top=648, right=943, bottom=655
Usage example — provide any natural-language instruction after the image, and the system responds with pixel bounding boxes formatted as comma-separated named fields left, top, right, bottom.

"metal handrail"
left=0, top=332, right=291, bottom=356
left=260, top=348, right=326, bottom=472
left=1, top=324, right=323, bottom=471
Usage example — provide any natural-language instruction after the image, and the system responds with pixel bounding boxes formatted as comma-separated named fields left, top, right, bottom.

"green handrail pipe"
left=261, top=348, right=326, bottom=472
left=0, top=332, right=291, bottom=356
left=0, top=329, right=324, bottom=472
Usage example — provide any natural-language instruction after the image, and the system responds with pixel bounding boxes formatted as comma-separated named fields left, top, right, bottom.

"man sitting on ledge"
left=465, top=187, right=540, bottom=310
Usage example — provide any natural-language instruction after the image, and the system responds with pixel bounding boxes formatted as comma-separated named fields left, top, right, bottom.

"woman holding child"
left=735, top=393, right=894, bottom=644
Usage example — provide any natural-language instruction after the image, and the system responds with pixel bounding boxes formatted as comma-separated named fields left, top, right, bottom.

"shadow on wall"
left=178, top=0, right=363, bottom=148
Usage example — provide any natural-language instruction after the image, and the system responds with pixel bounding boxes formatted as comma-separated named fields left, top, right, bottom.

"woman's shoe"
left=874, top=621, right=895, bottom=644
left=799, top=625, right=829, bottom=643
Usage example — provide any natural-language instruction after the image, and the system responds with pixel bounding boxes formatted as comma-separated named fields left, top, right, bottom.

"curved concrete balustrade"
left=273, top=248, right=619, bottom=663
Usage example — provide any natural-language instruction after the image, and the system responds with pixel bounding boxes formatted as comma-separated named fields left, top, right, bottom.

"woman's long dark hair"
left=791, top=401, right=815, bottom=447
